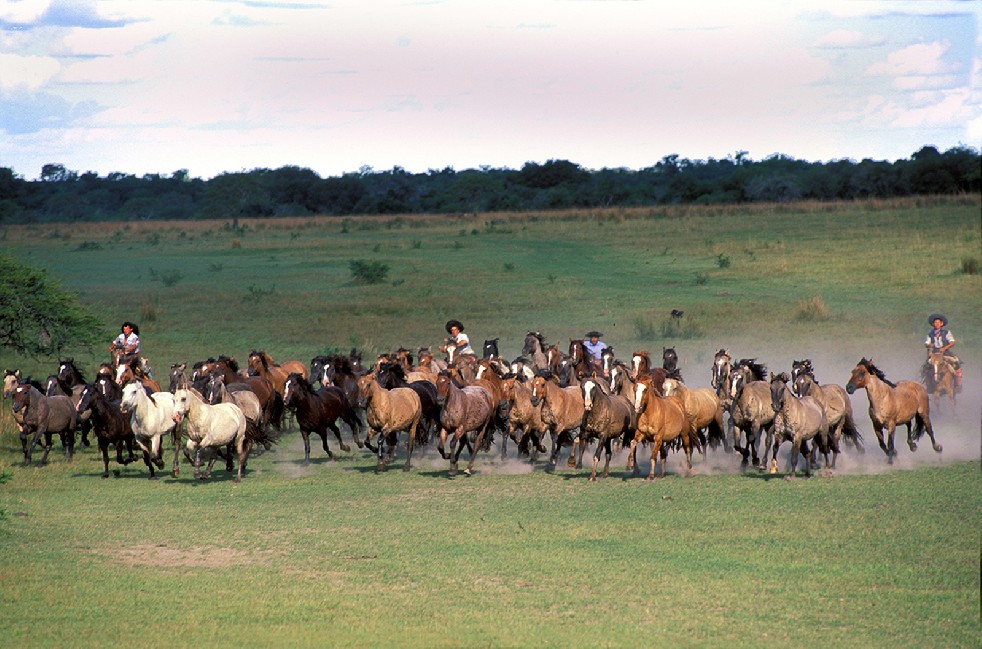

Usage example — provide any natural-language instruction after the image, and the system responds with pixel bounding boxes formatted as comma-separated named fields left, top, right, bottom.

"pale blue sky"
left=1, top=0, right=979, bottom=180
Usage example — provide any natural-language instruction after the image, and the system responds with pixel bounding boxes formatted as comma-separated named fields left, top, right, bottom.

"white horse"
left=120, top=381, right=178, bottom=480
left=172, top=387, right=248, bottom=482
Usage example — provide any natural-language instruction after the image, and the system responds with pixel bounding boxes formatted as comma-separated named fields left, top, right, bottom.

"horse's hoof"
left=172, top=469, right=179, bottom=477
left=933, top=444, right=943, bottom=453
left=149, top=475, right=158, bottom=481
left=101, top=474, right=109, bottom=479
left=588, top=476, right=596, bottom=482
left=783, top=475, right=796, bottom=481
left=402, top=464, right=411, bottom=472
left=908, top=442, right=918, bottom=452
left=463, top=467, right=472, bottom=476
left=340, top=444, right=351, bottom=453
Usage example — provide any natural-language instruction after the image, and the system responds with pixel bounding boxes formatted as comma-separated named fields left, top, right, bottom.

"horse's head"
left=545, top=344, right=561, bottom=370
left=58, top=358, right=80, bottom=385
left=169, top=363, right=188, bottom=393
left=790, top=359, right=813, bottom=383
left=75, top=383, right=98, bottom=416
left=633, top=374, right=655, bottom=413
left=11, top=380, right=35, bottom=414
left=791, top=371, right=814, bottom=398
left=483, top=338, right=499, bottom=360
left=119, top=381, right=143, bottom=414
left=630, top=350, right=650, bottom=379
left=3, top=369, right=21, bottom=399
left=600, top=347, right=615, bottom=376
left=662, top=377, right=681, bottom=397
left=581, top=377, right=602, bottom=411
left=568, top=338, right=585, bottom=363
left=529, top=375, right=551, bottom=407
left=769, top=372, right=790, bottom=412
left=203, top=372, right=225, bottom=404
left=522, top=332, right=542, bottom=356
left=283, top=373, right=307, bottom=407
left=434, top=371, right=454, bottom=404
left=662, top=347, right=679, bottom=371
left=355, top=373, right=376, bottom=408
left=846, top=359, right=872, bottom=394
left=711, top=349, right=731, bottom=390
left=44, top=375, right=61, bottom=397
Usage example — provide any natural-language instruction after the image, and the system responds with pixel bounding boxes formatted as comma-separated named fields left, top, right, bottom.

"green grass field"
left=0, top=197, right=979, bottom=647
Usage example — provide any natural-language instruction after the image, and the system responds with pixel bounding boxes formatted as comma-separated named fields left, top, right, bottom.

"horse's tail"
left=841, top=413, right=864, bottom=453
left=912, top=412, right=927, bottom=442
left=706, top=417, right=726, bottom=450
left=268, top=392, right=285, bottom=431
left=247, top=418, right=278, bottom=450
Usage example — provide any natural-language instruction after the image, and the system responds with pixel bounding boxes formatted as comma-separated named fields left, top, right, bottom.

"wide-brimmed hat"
left=445, top=319, right=465, bottom=333
left=585, top=331, right=603, bottom=338
left=928, top=313, right=948, bottom=326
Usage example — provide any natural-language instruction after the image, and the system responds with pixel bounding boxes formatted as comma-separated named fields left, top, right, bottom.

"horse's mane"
left=216, top=355, right=240, bottom=373
left=60, top=358, right=87, bottom=383
left=859, top=358, right=896, bottom=387
left=378, top=361, right=407, bottom=381
left=250, top=350, right=273, bottom=369
left=770, top=372, right=790, bottom=384
left=736, top=359, right=767, bottom=381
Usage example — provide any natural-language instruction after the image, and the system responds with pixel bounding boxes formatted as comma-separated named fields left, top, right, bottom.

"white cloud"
left=813, top=29, right=885, bottom=49
left=0, top=0, right=51, bottom=23
left=0, top=52, right=60, bottom=92
left=867, top=40, right=951, bottom=76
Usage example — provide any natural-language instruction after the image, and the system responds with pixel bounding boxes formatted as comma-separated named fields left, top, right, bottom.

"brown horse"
left=115, top=358, right=161, bottom=394
left=530, top=374, right=585, bottom=470
left=200, top=357, right=283, bottom=431
left=581, top=375, right=635, bottom=481
left=630, top=350, right=668, bottom=396
left=662, top=377, right=727, bottom=452
left=356, top=373, right=422, bottom=472
left=629, top=373, right=693, bottom=480
left=284, top=373, right=362, bottom=464
left=434, top=371, right=495, bottom=476
left=568, top=338, right=597, bottom=379
left=12, top=382, right=77, bottom=465
left=924, top=350, right=957, bottom=411
left=248, top=350, right=308, bottom=395
left=500, top=375, right=549, bottom=461
left=846, top=358, right=941, bottom=463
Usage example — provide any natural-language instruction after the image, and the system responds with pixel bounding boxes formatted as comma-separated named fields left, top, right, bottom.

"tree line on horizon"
left=0, top=145, right=978, bottom=224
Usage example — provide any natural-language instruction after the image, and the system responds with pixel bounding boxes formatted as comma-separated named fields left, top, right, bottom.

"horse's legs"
left=567, top=435, right=579, bottom=468
left=203, top=447, right=220, bottom=479
left=192, top=445, right=203, bottom=479
left=224, top=442, right=234, bottom=472
left=300, top=429, right=312, bottom=465
left=785, top=438, right=800, bottom=480
left=918, top=410, right=943, bottom=453
left=449, top=429, right=468, bottom=476
left=322, top=426, right=338, bottom=460
left=436, top=427, right=449, bottom=460
left=101, top=440, right=111, bottom=478
left=589, top=438, right=604, bottom=481
left=465, top=421, right=490, bottom=475
left=769, top=434, right=782, bottom=474
left=647, top=438, right=663, bottom=480
left=330, top=419, right=351, bottom=453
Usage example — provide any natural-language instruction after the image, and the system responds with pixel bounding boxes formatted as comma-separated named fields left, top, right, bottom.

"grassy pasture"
left=0, top=196, right=980, bottom=647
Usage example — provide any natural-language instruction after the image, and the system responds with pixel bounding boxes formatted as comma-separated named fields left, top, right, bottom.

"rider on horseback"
left=924, top=313, right=961, bottom=392
left=110, top=321, right=153, bottom=380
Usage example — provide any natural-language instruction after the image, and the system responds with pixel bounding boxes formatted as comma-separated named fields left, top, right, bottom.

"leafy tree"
left=0, top=253, right=102, bottom=358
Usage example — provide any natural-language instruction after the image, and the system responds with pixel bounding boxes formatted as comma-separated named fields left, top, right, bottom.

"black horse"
left=56, top=358, right=93, bottom=446
left=283, top=373, right=363, bottom=464
left=75, top=383, right=138, bottom=478
left=483, top=338, right=500, bottom=359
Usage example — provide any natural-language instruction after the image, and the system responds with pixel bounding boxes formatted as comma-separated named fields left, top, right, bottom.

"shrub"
left=694, top=273, right=709, bottom=285
left=159, top=270, right=184, bottom=287
left=716, top=252, right=731, bottom=268
left=349, top=259, right=390, bottom=285
left=140, top=301, right=158, bottom=322
left=794, top=295, right=830, bottom=321
left=244, top=284, right=276, bottom=301
left=75, top=241, right=101, bottom=251
left=961, top=257, right=979, bottom=275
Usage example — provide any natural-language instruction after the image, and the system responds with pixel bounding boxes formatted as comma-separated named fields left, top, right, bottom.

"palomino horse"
left=75, top=383, right=137, bottom=478
left=172, top=387, right=250, bottom=482
left=765, top=373, right=831, bottom=479
left=629, top=373, right=693, bottom=480
left=434, top=371, right=495, bottom=476
left=791, top=367, right=864, bottom=462
left=530, top=374, right=584, bottom=470
left=356, top=373, right=422, bottom=472
left=924, top=350, right=957, bottom=411
left=204, top=373, right=270, bottom=452
left=120, top=382, right=180, bottom=479
left=728, top=359, right=774, bottom=468
left=377, top=362, right=439, bottom=444
left=581, top=375, right=635, bottom=481
left=284, top=373, right=361, bottom=464
left=11, top=382, right=77, bottom=465
left=521, top=331, right=550, bottom=374
left=846, top=358, right=941, bottom=463
left=662, top=377, right=727, bottom=452
left=248, top=350, right=308, bottom=395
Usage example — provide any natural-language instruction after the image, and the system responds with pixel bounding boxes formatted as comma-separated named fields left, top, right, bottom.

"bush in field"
left=349, top=259, right=389, bottom=285
left=795, top=295, right=830, bottom=321
left=961, top=257, right=979, bottom=275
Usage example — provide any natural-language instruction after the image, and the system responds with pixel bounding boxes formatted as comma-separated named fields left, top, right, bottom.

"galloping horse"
left=629, top=374, right=693, bottom=480
left=116, top=357, right=161, bottom=394
left=75, top=383, right=137, bottom=478
left=630, top=350, right=668, bottom=396
left=765, top=373, right=830, bottom=478
left=199, top=357, right=283, bottom=430
left=120, top=382, right=180, bottom=479
left=729, top=359, right=774, bottom=468
left=568, top=339, right=596, bottom=379
left=500, top=375, right=548, bottom=461
left=434, top=371, right=495, bottom=476
left=711, top=349, right=733, bottom=407
left=662, top=347, right=680, bottom=375
left=377, top=362, right=440, bottom=443
left=791, top=367, right=863, bottom=461
left=284, top=373, right=361, bottom=464
left=530, top=374, right=585, bottom=470
left=356, top=373, right=422, bottom=472
left=204, top=372, right=270, bottom=451
left=12, top=382, right=77, bottom=465
left=248, top=350, right=308, bottom=395
left=581, top=375, right=635, bottom=481
left=483, top=338, right=500, bottom=359
left=846, top=358, right=941, bottom=463
left=521, top=331, right=550, bottom=374
left=924, top=350, right=958, bottom=411
left=172, top=387, right=250, bottom=482
left=662, top=376, right=726, bottom=452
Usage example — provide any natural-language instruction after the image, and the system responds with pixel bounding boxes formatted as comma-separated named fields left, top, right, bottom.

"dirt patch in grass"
left=106, top=543, right=274, bottom=568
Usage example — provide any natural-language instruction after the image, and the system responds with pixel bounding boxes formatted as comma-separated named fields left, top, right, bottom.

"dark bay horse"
left=12, top=382, right=77, bottom=465
left=75, top=383, right=137, bottom=478
left=284, top=373, right=362, bottom=464
left=483, top=338, right=500, bottom=359
left=846, top=358, right=941, bottom=463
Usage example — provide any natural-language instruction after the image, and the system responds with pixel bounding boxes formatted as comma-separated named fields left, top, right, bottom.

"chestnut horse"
left=248, top=350, right=308, bottom=395
left=628, top=374, right=693, bottom=480
left=846, top=358, right=941, bottom=463
left=630, top=350, right=668, bottom=396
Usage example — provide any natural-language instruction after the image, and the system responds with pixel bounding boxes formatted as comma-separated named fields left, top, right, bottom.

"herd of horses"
left=1, top=332, right=951, bottom=482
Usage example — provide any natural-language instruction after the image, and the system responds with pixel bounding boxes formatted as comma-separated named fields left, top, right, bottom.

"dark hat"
left=585, top=331, right=603, bottom=338
left=928, top=313, right=947, bottom=326
left=445, top=319, right=465, bottom=333
left=121, top=321, right=140, bottom=335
